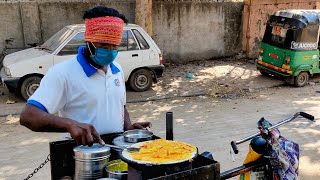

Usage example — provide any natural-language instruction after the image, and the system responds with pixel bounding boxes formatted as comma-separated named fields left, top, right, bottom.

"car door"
left=131, top=29, right=158, bottom=66
left=54, top=32, right=85, bottom=65
left=115, top=30, right=142, bottom=80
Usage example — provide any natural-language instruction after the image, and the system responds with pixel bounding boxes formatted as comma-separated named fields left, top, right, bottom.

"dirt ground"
left=0, top=58, right=285, bottom=106
left=0, top=58, right=320, bottom=180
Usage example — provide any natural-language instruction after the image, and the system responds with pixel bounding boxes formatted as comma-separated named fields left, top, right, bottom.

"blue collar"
left=77, top=46, right=120, bottom=77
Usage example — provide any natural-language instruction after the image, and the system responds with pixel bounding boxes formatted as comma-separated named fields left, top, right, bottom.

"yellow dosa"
left=121, top=139, right=197, bottom=164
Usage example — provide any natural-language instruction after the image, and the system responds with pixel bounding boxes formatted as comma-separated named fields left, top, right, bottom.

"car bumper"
left=148, top=65, right=165, bottom=79
left=0, top=67, right=20, bottom=92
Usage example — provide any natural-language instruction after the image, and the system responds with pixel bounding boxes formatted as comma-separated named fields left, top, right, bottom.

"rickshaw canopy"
left=270, top=10, right=320, bottom=29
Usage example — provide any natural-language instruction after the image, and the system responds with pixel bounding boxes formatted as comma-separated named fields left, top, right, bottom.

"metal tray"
left=112, top=136, right=135, bottom=148
left=123, top=129, right=153, bottom=143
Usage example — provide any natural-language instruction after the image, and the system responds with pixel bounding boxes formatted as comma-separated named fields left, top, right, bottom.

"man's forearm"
left=123, top=106, right=151, bottom=130
left=20, top=104, right=72, bottom=132
left=123, top=106, right=132, bottom=131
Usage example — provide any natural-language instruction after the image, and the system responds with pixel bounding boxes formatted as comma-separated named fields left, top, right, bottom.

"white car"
left=0, top=24, right=164, bottom=100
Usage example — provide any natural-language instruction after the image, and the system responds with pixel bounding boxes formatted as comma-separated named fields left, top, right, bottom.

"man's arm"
left=123, top=105, right=151, bottom=130
left=20, top=104, right=104, bottom=145
left=123, top=105, right=132, bottom=130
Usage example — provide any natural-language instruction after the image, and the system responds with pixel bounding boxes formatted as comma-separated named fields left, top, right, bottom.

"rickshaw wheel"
left=294, top=72, right=309, bottom=87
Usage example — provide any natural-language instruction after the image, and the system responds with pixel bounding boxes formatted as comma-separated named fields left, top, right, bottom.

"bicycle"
left=220, top=112, right=315, bottom=180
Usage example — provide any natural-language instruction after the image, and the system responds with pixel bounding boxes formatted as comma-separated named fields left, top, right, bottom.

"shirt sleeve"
left=28, top=67, right=67, bottom=114
left=27, top=100, right=48, bottom=112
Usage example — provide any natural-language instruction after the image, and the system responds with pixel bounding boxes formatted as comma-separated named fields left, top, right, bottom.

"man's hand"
left=67, top=121, right=105, bottom=146
left=127, top=122, right=152, bottom=130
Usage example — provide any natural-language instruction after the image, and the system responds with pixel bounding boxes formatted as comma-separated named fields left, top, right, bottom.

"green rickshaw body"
left=256, top=10, right=320, bottom=86
left=257, top=43, right=319, bottom=76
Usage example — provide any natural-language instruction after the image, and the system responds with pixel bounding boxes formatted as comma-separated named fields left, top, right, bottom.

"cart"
left=49, top=112, right=314, bottom=180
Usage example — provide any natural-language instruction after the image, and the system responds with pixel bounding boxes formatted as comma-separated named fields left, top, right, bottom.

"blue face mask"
left=88, top=43, right=118, bottom=66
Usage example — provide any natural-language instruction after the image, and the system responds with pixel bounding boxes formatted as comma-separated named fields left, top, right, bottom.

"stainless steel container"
left=105, top=160, right=128, bottom=180
left=112, top=136, right=135, bottom=158
left=123, top=129, right=153, bottom=143
left=112, top=136, right=134, bottom=148
left=73, top=143, right=111, bottom=180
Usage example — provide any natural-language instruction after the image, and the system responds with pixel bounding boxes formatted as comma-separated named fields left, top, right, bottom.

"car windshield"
left=262, top=25, right=293, bottom=49
left=40, top=27, right=74, bottom=52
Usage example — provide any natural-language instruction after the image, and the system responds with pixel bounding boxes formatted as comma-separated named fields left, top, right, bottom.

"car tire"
left=294, top=72, right=309, bottom=87
left=20, top=76, right=42, bottom=101
left=129, top=69, right=153, bottom=92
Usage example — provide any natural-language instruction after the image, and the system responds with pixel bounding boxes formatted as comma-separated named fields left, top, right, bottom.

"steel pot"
left=123, top=129, right=153, bottom=143
left=105, top=159, right=128, bottom=180
left=73, top=143, right=111, bottom=180
left=112, top=136, right=135, bottom=158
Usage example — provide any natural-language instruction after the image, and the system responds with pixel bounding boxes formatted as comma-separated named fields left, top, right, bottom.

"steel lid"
left=123, top=129, right=153, bottom=143
left=73, top=143, right=111, bottom=160
left=112, top=136, right=135, bottom=148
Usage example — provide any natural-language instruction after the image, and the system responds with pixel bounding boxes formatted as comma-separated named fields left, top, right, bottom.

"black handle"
left=200, top=151, right=213, bottom=160
left=300, top=112, right=315, bottom=121
left=166, top=112, right=173, bottom=140
left=231, top=141, right=239, bottom=154
left=132, top=54, right=138, bottom=57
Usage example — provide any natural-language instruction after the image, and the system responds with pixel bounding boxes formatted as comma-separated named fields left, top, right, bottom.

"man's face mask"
left=88, top=42, right=118, bottom=66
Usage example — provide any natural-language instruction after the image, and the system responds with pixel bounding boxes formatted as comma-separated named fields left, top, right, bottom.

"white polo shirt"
left=28, top=46, right=126, bottom=134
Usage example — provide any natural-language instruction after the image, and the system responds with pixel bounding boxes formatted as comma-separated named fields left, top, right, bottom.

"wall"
left=0, top=0, right=244, bottom=64
left=242, top=0, right=319, bottom=58
left=136, top=0, right=153, bottom=36
left=153, top=0, right=243, bottom=63
left=0, top=2, right=25, bottom=53
left=0, top=0, right=135, bottom=54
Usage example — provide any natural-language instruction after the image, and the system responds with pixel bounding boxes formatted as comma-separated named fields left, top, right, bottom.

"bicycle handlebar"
left=231, top=112, right=315, bottom=154
left=299, top=112, right=315, bottom=121
left=231, top=141, right=239, bottom=154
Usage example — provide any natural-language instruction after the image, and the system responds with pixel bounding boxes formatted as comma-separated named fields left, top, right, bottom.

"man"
left=20, top=6, right=151, bottom=146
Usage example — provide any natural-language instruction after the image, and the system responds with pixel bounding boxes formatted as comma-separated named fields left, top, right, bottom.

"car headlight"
left=4, top=67, right=11, bottom=77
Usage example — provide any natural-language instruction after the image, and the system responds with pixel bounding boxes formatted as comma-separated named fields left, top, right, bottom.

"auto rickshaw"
left=256, top=10, right=320, bottom=86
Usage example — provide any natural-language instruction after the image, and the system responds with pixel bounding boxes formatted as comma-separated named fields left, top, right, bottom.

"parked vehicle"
left=0, top=24, right=164, bottom=100
left=256, top=10, right=320, bottom=87
left=221, top=112, right=315, bottom=180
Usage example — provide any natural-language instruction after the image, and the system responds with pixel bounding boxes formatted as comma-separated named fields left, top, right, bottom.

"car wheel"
left=129, top=69, right=153, bottom=92
left=20, top=76, right=42, bottom=101
left=294, top=72, right=309, bottom=87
